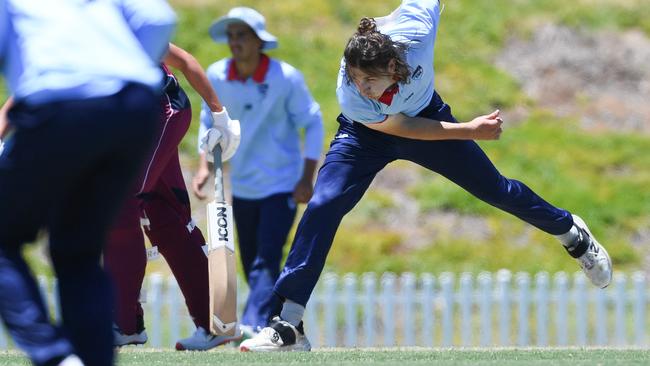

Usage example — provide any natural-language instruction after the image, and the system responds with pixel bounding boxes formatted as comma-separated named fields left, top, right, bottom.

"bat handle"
left=212, top=145, right=225, bottom=203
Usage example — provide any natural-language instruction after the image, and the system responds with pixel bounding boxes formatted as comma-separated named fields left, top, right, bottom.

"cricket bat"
left=207, top=144, right=238, bottom=336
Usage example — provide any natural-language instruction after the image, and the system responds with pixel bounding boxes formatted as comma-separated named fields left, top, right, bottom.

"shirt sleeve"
left=0, top=0, right=7, bottom=65
left=115, top=0, right=177, bottom=62
left=379, top=0, right=440, bottom=46
left=285, top=68, right=324, bottom=160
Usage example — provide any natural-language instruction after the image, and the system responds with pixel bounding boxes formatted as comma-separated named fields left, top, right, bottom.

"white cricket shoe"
left=567, top=215, right=612, bottom=288
left=175, top=326, right=242, bottom=351
left=239, top=317, right=311, bottom=352
left=113, top=324, right=147, bottom=347
left=58, top=354, right=84, bottom=366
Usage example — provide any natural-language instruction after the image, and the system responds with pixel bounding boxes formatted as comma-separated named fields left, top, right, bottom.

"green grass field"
left=3, top=348, right=650, bottom=365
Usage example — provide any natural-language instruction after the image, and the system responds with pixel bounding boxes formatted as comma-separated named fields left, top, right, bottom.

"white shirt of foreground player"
left=0, top=0, right=176, bottom=105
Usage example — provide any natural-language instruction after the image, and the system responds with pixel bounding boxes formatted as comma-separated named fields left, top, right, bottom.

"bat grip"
left=212, top=145, right=225, bottom=203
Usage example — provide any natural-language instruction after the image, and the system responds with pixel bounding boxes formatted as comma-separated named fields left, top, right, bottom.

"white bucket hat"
left=209, top=7, right=278, bottom=50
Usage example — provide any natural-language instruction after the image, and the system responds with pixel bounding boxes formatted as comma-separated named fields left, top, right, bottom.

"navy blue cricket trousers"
left=0, top=84, right=159, bottom=366
left=274, top=91, right=573, bottom=306
left=233, top=192, right=296, bottom=329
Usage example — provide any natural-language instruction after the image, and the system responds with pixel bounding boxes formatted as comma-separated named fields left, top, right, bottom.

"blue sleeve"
left=378, top=0, right=440, bottom=46
left=0, top=0, right=7, bottom=66
left=116, top=0, right=177, bottom=62
left=285, top=68, right=324, bottom=159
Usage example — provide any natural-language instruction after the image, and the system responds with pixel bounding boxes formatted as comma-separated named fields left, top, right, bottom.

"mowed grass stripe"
left=3, top=349, right=650, bottom=365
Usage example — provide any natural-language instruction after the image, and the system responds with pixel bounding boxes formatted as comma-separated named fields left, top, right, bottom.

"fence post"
left=497, top=270, right=512, bottom=347
left=305, top=282, right=319, bottom=349
left=148, top=273, right=163, bottom=348
left=421, top=273, right=435, bottom=347
left=343, top=273, right=358, bottom=347
left=459, top=272, right=473, bottom=347
left=166, top=277, right=180, bottom=347
left=52, top=279, right=60, bottom=322
left=613, top=273, right=627, bottom=346
left=574, top=273, right=588, bottom=346
left=633, top=272, right=646, bottom=345
left=323, top=273, right=338, bottom=348
left=554, top=272, right=569, bottom=346
left=594, top=287, right=607, bottom=345
left=440, top=272, right=454, bottom=347
left=362, top=272, right=377, bottom=347
left=38, top=276, right=50, bottom=319
left=478, top=272, right=493, bottom=346
left=535, top=272, right=549, bottom=346
left=381, top=273, right=396, bottom=347
left=516, top=272, right=530, bottom=346
left=401, top=273, right=416, bottom=346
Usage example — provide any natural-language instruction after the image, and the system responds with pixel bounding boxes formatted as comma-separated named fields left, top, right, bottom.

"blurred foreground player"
left=0, top=0, right=176, bottom=365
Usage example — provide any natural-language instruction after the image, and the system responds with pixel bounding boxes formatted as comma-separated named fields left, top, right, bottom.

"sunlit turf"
left=4, top=348, right=650, bottom=366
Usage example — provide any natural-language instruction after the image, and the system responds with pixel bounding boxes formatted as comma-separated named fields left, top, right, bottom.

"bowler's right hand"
left=466, top=110, right=503, bottom=140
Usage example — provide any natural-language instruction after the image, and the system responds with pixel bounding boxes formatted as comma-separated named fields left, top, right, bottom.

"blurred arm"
left=0, top=97, right=13, bottom=138
left=119, top=0, right=177, bottom=61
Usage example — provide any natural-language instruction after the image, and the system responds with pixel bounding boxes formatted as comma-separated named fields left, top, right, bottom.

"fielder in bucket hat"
left=209, top=7, right=278, bottom=50
left=197, top=5, right=324, bottom=342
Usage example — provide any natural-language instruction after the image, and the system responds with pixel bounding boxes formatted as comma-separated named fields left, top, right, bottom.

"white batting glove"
left=200, top=128, right=223, bottom=162
left=0, top=138, right=4, bottom=156
left=204, top=107, right=241, bottom=162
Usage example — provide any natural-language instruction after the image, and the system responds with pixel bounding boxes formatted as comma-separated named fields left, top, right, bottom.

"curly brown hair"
left=343, top=17, right=411, bottom=84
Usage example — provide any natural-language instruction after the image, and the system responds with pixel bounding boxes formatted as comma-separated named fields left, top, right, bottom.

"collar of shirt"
left=378, top=83, right=399, bottom=106
left=227, top=54, right=270, bottom=83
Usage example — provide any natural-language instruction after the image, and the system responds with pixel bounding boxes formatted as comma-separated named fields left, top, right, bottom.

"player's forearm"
left=198, top=151, right=212, bottom=172
left=183, top=64, right=223, bottom=113
left=166, top=44, right=223, bottom=112
left=368, top=113, right=472, bottom=140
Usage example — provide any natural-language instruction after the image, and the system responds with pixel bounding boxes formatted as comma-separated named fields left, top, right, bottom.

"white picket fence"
left=1, top=270, right=648, bottom=349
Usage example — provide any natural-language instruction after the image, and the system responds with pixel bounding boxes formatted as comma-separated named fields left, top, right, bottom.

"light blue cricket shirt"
left=336, top=0, right=441, bottom=124
left=0, top=0, right=176, bottom=105
left=199, top=55, right=324, bottom=199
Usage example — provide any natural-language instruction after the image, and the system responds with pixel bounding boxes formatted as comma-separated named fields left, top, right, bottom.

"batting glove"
left=200, top=128, right=223, bottom=160
left=0, top=138, right=4, bottom=156
left=201, top=107, right=241, bottom=162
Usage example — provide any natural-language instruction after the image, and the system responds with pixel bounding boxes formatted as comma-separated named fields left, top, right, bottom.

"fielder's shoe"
left=57, top=354, right=84, bottom=366
left=113, top=324, right=148, bottom=347
left=565, top=214, right=612, bottom=288
left=175, top=326, right=243, bottom=351
left=239, top=317, right=311, bottom=352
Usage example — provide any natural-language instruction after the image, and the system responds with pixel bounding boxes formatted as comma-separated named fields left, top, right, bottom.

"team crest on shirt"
left=412, top=65, right=423, bottom=80
left=258, top=83, right=269, bottom=97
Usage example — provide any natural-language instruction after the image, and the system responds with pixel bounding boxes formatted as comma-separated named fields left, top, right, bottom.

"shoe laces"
left=259, top=327, right=282, bottom=344
left=577, top=232, right=599, bottom=270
